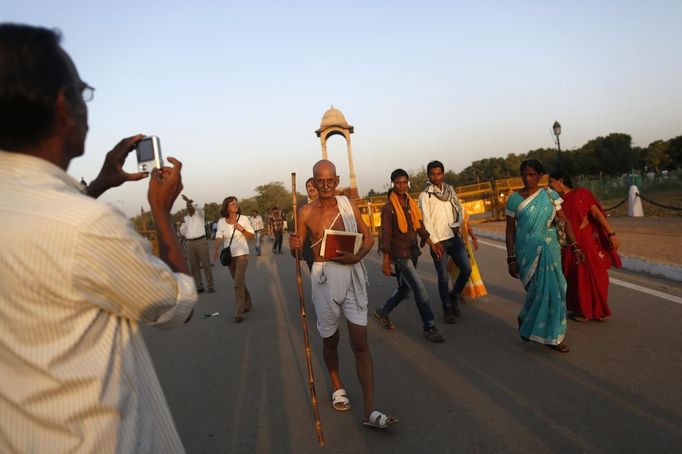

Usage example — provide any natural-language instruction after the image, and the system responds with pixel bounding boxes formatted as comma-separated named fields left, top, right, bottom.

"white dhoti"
left=309, top=196, right=369, bottom=338
left=311, top=261, right=368, bottom=338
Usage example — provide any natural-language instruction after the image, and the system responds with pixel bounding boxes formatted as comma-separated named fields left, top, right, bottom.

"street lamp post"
left=552, top=121, right=561, bottom=152
left=552, top=121, right=562, bottom=168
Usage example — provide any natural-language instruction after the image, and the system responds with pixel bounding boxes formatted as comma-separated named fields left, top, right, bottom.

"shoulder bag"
left=219, top=215, right=239, bottom=266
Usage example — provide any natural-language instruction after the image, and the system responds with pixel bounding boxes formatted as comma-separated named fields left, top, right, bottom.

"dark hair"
left=519, top=159, right=544, bottom=175
left=427, top=160, right=444, bottom=174
left=305, top=177, right=314, bottom=186
left=220, top=196, right=240, bottom=217
left=548, top=168, right=575, bottom=189
left=390, top=168, right=408, bottom=182
left=0, top=24, right=76, bottom=150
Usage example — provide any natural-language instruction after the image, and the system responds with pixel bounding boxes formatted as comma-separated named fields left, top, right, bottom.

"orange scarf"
left=389, top=191, right=422, bottom=233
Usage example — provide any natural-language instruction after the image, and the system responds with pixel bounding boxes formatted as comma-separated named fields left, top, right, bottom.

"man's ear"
left=54, top=89, right=75, bottom=130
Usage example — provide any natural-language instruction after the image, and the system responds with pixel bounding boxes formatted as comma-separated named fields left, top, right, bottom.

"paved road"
left=143, top=238, right=682, bottom=453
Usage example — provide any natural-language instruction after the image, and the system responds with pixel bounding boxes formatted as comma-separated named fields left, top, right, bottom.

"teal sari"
left=506, top=189, right=567, bottom=345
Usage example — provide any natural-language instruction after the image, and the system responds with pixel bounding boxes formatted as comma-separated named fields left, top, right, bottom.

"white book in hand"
left=320, top=229, right=363, bottom=259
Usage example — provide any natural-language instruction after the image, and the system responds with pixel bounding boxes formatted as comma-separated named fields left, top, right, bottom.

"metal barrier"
left=491, top=175, right=549, bottom=220
left=356, top=176, right=550, bottom=232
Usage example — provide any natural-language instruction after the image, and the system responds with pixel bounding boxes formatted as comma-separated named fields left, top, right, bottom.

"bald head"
left=312, top=159, right=339, bottom=200
left=312, top=159, right=336, bottom=178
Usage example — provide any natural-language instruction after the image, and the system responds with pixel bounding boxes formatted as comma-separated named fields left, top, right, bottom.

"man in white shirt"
left=0, top=24, right=196, bottom=453
left=180, top=194, right=215, bottom=292
left=250, top=209, right=265, bottom=256
left=419, top=160, right=472, bottom=324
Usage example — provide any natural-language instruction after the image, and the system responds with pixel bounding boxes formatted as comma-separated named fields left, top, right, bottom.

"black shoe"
left=197, top=288, right=205, bottom=293
left=424, top=327, right=445, bottom=343
left=444, top=308, right=456, bottom=324
left=450, top=294, right=462, bottom=318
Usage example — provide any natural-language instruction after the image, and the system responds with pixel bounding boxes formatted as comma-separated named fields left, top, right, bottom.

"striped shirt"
left=0, top=151, right=197, bottom=453
left=270, top=214, right=284, bottom=232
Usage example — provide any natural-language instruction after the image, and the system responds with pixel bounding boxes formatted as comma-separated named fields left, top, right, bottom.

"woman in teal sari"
left=505, top=160, right=584, bottom=353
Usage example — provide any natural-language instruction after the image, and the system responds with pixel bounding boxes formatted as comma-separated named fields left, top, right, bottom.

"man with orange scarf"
left=374, top=169, right=446, bottom=343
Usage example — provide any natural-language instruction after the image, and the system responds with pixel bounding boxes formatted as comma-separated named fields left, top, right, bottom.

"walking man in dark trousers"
left=374, top=169, right=446, bottom=342
left=419, top=160, right=472, bottom=324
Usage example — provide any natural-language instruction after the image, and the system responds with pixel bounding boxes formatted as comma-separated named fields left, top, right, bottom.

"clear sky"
left=5, top=0, right=682, bottom=217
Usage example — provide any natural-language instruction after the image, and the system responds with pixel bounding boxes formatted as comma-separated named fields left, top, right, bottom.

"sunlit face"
left=306, top=180, right=318, bottom=199
left=392, top=176, right=409, bottom=196
left=548, top=177, right=562, bottom=193
left=313, top=163, right=339, bottom=200
left=427, top=166, right=444, bottom=187
left=228, top=198, right=239, bottom=213
left=521, top=166, right=542, bottom=190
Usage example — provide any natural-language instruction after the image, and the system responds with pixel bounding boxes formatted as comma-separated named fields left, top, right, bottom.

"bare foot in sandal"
left=363, top=410, right=398, bottom=429
left=331, top=388, right=350, bottom=411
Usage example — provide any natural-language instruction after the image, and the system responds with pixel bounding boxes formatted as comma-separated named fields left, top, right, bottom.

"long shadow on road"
left=144, top=243, right=682, bottom=453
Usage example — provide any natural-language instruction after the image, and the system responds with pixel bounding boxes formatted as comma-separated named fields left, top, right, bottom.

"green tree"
left=667, top=135, right=682, bottom=167
left=203, top=202, right=221, bottom=222
left=645, top=140, right=668, bottom=172
left=408, top=167, right=428, bottom=192
left=578, top=133, right=635, bottom=175
left=254, top=181, right=294, bottom=213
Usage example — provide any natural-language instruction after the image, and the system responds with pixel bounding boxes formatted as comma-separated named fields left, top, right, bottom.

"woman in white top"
left=212, top=196, right=255, bottom=322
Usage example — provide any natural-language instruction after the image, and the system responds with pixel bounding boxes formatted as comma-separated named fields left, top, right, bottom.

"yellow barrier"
left=356, top=176, right=550, bottom=231
left=492, top=175, right=548, bottom=219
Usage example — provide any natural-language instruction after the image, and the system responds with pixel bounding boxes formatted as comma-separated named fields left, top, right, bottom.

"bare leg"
left=322, top=329, right=344, bottom=392
left=347, top=321, right=374, bottom=420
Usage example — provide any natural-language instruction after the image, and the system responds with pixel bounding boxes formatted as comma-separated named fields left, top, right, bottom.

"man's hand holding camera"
left=86, top=135, right=149, bottom=198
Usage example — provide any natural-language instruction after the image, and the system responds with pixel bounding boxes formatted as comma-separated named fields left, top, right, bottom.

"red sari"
left=560, top=188, right=621, bottom=320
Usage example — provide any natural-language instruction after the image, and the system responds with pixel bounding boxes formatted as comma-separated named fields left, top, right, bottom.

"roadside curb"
left=476, top=230, right=682, bottom=283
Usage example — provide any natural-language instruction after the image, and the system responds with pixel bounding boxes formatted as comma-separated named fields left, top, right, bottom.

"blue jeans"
left=431, top=235, right=471, bottom=312
left=380, top=258, right=435, bottom=331
left=254, top=231, right=262, bottom=255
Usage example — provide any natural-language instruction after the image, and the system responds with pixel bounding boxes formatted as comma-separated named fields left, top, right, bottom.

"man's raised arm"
left=86, top=135, right=149, bottom=199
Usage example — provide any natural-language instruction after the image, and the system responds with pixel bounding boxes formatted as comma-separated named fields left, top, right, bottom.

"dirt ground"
left=474, top=216, right=682, bottom=267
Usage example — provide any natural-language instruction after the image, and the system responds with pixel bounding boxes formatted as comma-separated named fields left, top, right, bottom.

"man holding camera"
left=180, top=194, right=215, bottom=293
left=0, top=24, right=196, bottom=452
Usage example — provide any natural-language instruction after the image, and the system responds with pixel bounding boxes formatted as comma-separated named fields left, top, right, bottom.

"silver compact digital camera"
left=136, top=136, right=163, bottom=173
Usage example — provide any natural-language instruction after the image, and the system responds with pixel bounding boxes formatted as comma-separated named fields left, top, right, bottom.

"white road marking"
left=477, top=239, right=682, bottom=305
left=608, top=278, right=682, bottom=305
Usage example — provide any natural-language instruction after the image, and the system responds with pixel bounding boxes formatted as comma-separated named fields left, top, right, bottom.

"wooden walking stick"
left=291, top=172, right=324, bottom=446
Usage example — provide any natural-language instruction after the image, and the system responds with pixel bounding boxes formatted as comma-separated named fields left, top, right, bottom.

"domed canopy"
left=315, top=106, right=354, bottom=136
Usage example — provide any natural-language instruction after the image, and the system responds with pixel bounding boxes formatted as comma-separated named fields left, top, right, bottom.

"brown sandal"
left=548, top=342, right=570, bottom=353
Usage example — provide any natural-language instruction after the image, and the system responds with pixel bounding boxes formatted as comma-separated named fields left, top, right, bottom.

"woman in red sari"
left=548, top=170, right=621, bottom=322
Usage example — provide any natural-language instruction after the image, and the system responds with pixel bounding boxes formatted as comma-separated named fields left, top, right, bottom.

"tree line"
left=366, top=132, right=682, bottom=196
left=135, top=132, right=681, bottom=228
